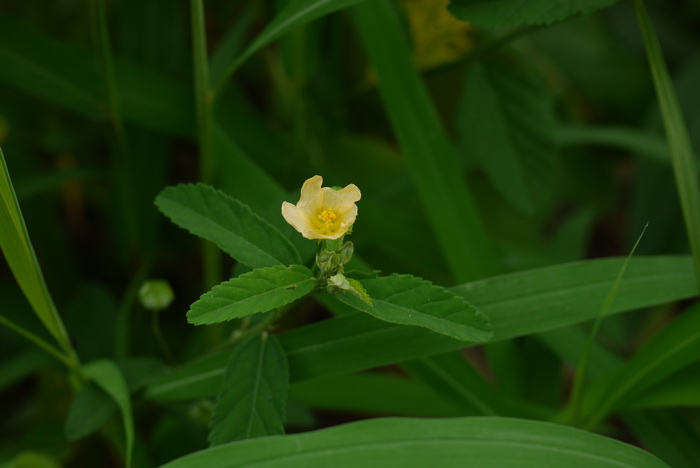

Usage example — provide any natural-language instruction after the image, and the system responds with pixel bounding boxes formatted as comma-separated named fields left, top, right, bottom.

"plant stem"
left=114, top=260, right=151, bottom=360
left=0, top=315, right=72, bottom=368
left=90, top=0, right=137, bottom=255
left=191, top=0, right=221, bottom=290
left=151, top=309, right=175, bottom=364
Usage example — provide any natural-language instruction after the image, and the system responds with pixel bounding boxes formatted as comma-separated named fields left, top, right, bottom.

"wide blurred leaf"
left=83, top=360, right=134, bottom=468
left=458, top=61, right=556, bottom=213
left=64, top=382, right=117, bottom=441
left=0, top=14, right=101, bottom=115
left=582, top=301, right=700, bottom=427
left=155, top=183, right=301, bottom=269
left=353, top=1, right=496, bottom=282
left=448, top=0, right=619, bottom=29
left=289, top=372, right=466, bottom=417
left=161, top=416, right=668, bottom=468
left=144, top=256, right=697, bottom=401
left=209, top=334, right=289, bottom=445
left=221, top=0, right=372, bottom=83
left=628, top=364, right=700, bottom=409
left=188, top=265, right=317, bottom=325
left=336, top=274, right=492, bottom=342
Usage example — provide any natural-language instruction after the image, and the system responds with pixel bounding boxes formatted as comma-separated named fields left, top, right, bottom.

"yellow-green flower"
left=281, top=175, right=361, bottom=240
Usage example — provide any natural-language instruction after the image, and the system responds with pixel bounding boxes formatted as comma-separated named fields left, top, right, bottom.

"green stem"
left=90, top=0, right=137, bottom=254
left=114, top=260, right=151, bottom=360
left=150, top=309, right=175, bottom=364
left=0, top=315, right=72, bottom=368
left=191, top=0, right=221, bottom=290
left=634, top=0, right=700, bottom=290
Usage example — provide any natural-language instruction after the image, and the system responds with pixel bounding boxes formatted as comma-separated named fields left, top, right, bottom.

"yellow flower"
left=281, top=175, right=361, bottom=240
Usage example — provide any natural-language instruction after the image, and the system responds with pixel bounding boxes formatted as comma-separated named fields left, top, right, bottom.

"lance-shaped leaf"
left=162, top=417, right=669, bottom=468
left=209, top=334, right=289, bottom=445
left=335, top=274, right=492, bottom=342
left=448, top=0, right=619, bottom=29
left=155, top=184, right=300, bottom=269
left=188, top=265, right=317, bottom=325
left=0, top=148, right=74, bottom=361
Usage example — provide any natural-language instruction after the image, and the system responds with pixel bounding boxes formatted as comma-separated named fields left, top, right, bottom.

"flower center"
left=317, top=209, right=337, bottom=226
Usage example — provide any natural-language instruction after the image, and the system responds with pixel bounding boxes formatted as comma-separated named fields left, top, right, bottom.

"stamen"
left=317, top=209, right=337, bottom=225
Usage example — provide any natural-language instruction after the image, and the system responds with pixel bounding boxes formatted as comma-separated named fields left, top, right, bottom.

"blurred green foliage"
left=1, top=0, right=699, bottom=466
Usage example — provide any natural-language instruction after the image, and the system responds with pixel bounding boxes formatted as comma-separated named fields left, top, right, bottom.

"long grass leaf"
left=634, top=0, right=700, bottom=289
left=352, top=1, right=495, bottom=282
left=0, top=148, right=76, bottom=366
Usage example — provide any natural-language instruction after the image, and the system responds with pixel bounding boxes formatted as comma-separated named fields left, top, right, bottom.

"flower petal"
left=281, top=202, right=316, bottom=239
left=297, top=175, right=324, bottom=213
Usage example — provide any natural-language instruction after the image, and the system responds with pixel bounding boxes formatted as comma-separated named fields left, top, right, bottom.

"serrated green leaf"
left=161, top=417, right=669, bottom=468
left=458, top=62, right=556, bottom=214
left=335, top=274, right=492, bottom=342
left=83, top=360, right=134, bottom=468
left=64, top=382, right=117, bottom=441
left=209, top=334, right=289, bottom=445
left=155, top=183, right=300, bottom=269
left=448, top=0, right=619, bottom=29
left=188, top=265, right=317, bottom=325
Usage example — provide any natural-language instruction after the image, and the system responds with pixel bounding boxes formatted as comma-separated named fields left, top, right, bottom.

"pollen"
left=317, top=209, right=337, bottom=225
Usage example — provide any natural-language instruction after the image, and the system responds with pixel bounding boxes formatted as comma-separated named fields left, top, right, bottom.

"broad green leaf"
left=219, top=0, right=372, bottom=86
left=458, top=62, right=556, bottom=214
left=0, top=148, right=74, bottom=362
left=582, top=301, right=700, bottom=428
left=155, top=183, right=301, bottom=269
left=83, top=360, right=134, bottom=468
left=448, top=0, right=619, bottom=29
left=336, top=274, right=492, bottom=342
left=188, top=265, right=317, bottom=325
left=209, top=334, right=289, bottom=445
left=634, top=0, right=700, bottom=288
left=64, top=382, right=117, bottom=441
left=161, top=417, right=669, bottom=468
left=144, top=256, right=698, bottom=401
left=353, top=1, right=496, bottom=282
